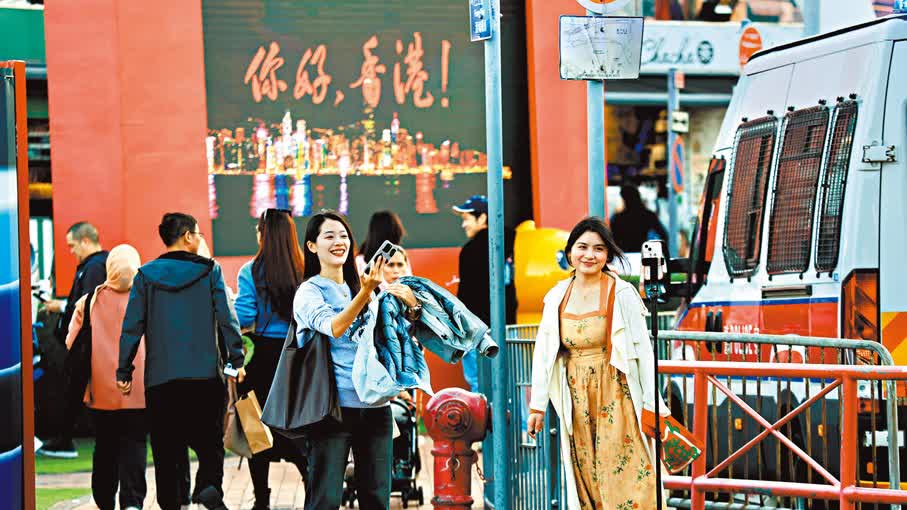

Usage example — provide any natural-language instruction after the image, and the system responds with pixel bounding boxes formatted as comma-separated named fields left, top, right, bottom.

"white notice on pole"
left=559, top=16, right=644, bottom=80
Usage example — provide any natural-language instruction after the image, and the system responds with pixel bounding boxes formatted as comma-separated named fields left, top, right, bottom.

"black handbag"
left=261, top=319, right=342, bottom=439
left=63, top=289, right=95, bottom=407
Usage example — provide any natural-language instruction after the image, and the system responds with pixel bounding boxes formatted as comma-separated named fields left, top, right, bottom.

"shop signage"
left=640, top=21, right=801, bottom=75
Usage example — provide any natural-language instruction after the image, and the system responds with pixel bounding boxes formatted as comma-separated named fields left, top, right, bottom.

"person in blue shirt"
left=234, top=208, right=308, bottom=510
left=294, top=210, right=419, bottom=510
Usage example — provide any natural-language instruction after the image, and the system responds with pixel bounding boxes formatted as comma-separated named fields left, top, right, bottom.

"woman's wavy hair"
left=302, top=210, right=361, bottom=296
left=252, top=209, right=305, bottom=321
left=564, top=216, right=629, bottom=274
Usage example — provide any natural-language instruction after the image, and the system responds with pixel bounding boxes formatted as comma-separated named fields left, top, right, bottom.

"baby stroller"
left=342, top=397, right=424, bottom=508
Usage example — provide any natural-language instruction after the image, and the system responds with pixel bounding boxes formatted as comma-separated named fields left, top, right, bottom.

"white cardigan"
left=528, top=275, right=669, bottom=510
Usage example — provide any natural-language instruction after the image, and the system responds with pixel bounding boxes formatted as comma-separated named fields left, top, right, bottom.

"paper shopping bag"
left=224, top=381, right=253, bottom=459
left=235, top=390, right=274, bottom=455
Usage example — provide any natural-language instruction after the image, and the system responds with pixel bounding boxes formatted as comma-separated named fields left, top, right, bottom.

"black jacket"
left=117, top=251, right=244, bottom=389
left=56, top=250, right=109, bottom=340
left=611, top=208, right=669, bottom=254
left=456, top=228, right=517, bottom=325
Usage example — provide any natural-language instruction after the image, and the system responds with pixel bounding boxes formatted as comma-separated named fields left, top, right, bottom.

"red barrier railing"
left=660, top=361, right=907, bottom=509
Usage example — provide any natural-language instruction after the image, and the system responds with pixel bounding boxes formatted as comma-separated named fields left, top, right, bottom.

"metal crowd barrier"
left=485, top=324, right=903, bottom=510
left=661, top=329, right=900, bottom=510
left=662, top=361, right=907, bottom=510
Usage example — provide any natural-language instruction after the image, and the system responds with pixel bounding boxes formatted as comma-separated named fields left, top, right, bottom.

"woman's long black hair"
left=564, top=216, right=629, bottom=273
left=252, top=209, right=305, bottom=321
left=303, top=210, right=362, bottom=296
left=359, top=210, right=406, bottom=263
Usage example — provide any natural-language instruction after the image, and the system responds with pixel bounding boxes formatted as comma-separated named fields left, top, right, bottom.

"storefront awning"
left=605, top=75, right=736, bottom=106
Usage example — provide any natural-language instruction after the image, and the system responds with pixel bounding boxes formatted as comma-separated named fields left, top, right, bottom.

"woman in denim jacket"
left=293, top=210, right=419, bottom=510
left=234, top=208, right=309, bottom=509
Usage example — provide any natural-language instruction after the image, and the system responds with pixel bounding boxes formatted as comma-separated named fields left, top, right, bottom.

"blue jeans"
left=462, top=349, right=479, bottom=393
left=305, top=406, right=393, bottom=510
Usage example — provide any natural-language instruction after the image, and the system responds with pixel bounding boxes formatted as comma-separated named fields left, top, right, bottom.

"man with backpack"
left=117, top=212, right=246, bottom=510
left=40, top=222, right=108, bottom=459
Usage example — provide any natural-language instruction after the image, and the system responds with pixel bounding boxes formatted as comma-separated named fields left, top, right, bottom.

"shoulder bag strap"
left=83, top=288, right=95, bottom=330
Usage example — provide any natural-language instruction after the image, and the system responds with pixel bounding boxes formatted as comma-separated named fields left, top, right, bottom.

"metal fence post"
left=691, top=367, right=708, bottom=510
left=841, top=376, right=858, bottom=510
left=484, top=0, right=511, bottom=508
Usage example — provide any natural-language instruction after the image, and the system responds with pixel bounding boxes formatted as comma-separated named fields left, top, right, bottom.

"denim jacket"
left=397, top=276, right=499, bottom=363
left=350, top=276, right=500, bottom=405
left=350, top=293, right=432, bottom=406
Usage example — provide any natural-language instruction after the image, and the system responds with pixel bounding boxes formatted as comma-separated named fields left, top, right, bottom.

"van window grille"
left=723, top=116, right=778, bottom=277
left=767, top=106, right=830, bottom=275
left=815, top=101, right=858, bottom=272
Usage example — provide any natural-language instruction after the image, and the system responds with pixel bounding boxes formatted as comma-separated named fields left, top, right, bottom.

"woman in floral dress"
left=528, top=217, right=669, bottom=509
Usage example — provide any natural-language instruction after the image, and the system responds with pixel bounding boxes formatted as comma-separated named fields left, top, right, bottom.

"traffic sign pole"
left=481, top=1, right=511, bottom=509
left=666, top=68, right=680, bottom=256
left=588, top=11, right=606, bottom=218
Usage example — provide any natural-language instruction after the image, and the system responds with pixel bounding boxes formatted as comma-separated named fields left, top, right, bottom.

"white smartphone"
left=223, top=363, right=239, bottom=378
left=641, top=240, right=668, bottom=283
left=363, top=240, right=400, bottom=274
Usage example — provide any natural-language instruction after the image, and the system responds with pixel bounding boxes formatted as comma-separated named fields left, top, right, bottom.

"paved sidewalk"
left=42, top=436, right=484, bottom=510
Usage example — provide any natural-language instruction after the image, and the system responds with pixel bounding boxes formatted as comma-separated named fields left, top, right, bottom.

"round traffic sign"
left=739, top=25, right=763, bottom=69
left=576, top=0, right=634, bottom=14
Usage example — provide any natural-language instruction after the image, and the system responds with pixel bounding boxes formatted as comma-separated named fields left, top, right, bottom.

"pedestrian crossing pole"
left=481, top=0, right=512, bottom=508
left=667, top=68, right=680, bottom=256
left=587, top=12, right=606, bottom=219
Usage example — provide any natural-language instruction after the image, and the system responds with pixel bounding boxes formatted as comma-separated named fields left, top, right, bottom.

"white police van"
left=671, top=13, right=907, bottom=497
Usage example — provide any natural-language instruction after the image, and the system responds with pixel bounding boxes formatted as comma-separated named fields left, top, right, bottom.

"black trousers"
left=146, top=379, right=226, bottom=510
left=90, top=409, right=147, bottom=510
left=241, top=334, right=308, bottom=498
left=304, top=406, right=393, bottom=510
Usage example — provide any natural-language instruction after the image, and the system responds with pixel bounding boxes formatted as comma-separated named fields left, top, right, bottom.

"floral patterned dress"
left=559, top=275, right=656, bottom=509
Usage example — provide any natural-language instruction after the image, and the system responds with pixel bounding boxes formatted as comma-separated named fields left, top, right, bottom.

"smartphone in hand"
left=363, top=240, right=400, bottom=274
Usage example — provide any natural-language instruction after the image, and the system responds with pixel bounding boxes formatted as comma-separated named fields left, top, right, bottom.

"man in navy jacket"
left=117, top=212, right=245, bottom=510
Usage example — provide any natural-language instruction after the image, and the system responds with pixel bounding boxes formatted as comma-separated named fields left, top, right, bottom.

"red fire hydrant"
left=424, top=388, right=490, bottom=509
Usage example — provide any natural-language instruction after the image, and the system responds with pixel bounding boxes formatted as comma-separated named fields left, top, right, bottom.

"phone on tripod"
left=641, top=240, right=668, bottom=289
left=641, top=239, right=667, bottom=510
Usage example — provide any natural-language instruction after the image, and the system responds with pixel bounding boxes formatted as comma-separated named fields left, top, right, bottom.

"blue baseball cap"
left=452, top=195, right=488, bottom=216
